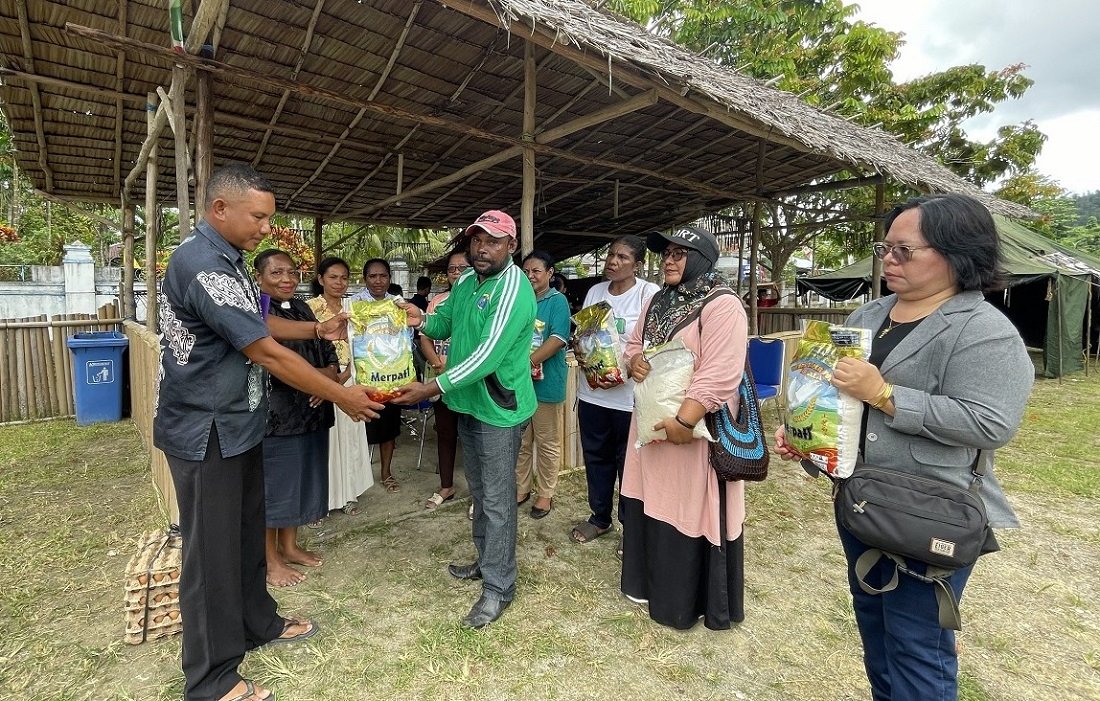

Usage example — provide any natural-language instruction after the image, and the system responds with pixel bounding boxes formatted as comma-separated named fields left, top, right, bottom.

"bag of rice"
left=784, top=320, right=871, bottom=478
left=530, top=319, right=546, bottom=380
left=571, top=301, right=624, bottom=389
left=633, top=339, right=714, bottom=448
left=348, top=299, right=415, bottom=402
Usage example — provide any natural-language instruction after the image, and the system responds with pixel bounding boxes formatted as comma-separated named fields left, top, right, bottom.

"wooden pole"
left=748, top=143, right=766, bottom=335
left=145, top=91, right=160, bottom=332
left=194, top=44, right=215, bottom=217
left=520, top=40, right=537, bottom=256
left=169, top=66, right=191, bottom=234
left=313, top=217, right=324, bottom=275
left=871, top=182, right=885, bottom=299
left=121, top=202, right=135, bottom=319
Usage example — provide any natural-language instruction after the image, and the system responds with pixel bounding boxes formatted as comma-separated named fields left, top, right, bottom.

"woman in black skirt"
left=255, top=249, right=337, bottom=587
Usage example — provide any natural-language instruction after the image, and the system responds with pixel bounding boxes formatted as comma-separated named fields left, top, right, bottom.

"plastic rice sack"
left=784, top=320, right=871, bottom=478
left=530, top=319, right=546, bottom=380
left=633, top=339, right=714, bottom=448
left=348, top=299, right=414, bottom=402
left=571, top=301, right=624, bottom=389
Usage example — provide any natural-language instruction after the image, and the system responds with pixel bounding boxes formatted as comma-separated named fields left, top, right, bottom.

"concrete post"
left=390, top=257, right=411, bottom=298
left=62, top=241, right=97, bottom=315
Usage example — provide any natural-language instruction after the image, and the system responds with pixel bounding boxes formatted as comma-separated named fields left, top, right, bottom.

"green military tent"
left=796, top=217, right=1100, bottom=377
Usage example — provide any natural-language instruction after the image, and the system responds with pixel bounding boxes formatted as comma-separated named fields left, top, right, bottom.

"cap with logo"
left=647, top=225, right=720, bottom=264
left=465, top=210, right=517, bottom=239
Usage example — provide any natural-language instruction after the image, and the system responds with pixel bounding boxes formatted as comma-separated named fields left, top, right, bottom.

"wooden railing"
left=757, top=306, right=854, bottom=334
left=124, top=321, right=179, bottom=524
left=0, top=304, right=121, bottom=423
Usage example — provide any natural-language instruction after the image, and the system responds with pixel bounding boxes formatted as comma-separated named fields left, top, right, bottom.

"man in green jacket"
left=397, top=210, right=536, bottom=628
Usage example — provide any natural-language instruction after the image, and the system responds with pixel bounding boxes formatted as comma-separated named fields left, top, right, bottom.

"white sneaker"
left=625, top=593, right=648, bottom=605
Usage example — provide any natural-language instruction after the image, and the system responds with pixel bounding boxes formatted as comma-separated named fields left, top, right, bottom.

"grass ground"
left=0, top=370, right=1097, bottom=700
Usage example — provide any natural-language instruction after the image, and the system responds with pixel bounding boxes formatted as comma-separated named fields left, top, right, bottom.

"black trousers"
left=167, top=425, right=283, bottom=701
left=578, top=400, right=632, bottom=529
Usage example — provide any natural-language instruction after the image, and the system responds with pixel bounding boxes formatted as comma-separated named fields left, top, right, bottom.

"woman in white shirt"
left=570, top=235, right=659, bottom=550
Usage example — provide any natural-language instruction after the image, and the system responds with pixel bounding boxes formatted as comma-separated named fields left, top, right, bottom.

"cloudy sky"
left=853, top=0, right=1099, bottom=195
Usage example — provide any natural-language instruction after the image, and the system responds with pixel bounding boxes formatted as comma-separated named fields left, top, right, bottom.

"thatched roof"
left=0, top=0, right=1032, bottom=260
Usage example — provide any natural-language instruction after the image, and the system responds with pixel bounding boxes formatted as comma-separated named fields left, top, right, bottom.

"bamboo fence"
left=0, top=303, right=121, bottom=423
left=124, top=320, right=178, bottom=525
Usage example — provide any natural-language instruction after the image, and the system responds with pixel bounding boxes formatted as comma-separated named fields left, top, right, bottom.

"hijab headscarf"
left=642, top=226, right=732, bottom=346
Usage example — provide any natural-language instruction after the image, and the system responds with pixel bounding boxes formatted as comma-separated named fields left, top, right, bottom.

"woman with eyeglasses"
left=255, top=249, right=335, bottom=587
left=308, top=256, right=374, bottom=518
left=775, top=194, right=1033, bottom=701
left=420, top=250, right=468, bottom=510
left=619, top=226, right=749, bottom=630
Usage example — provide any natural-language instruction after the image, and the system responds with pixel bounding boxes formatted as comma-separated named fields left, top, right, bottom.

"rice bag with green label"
left=571, top=301, right=624, bottom=389
left=348, top=299, right=414, bottom=402
left=784, top=320, right=871, bottom=478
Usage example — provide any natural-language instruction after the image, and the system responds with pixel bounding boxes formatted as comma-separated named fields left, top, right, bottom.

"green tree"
left=607, top=0, right=1047, bottom=284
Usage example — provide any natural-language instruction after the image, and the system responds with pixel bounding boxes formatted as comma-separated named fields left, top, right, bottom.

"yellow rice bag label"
left=784, top=320, right=871, bottom=477
left=348, top=299, right=414, bottom=401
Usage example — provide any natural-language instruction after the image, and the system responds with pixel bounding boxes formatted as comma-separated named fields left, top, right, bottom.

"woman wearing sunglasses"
left=775, top=194, right=1033, bottom=701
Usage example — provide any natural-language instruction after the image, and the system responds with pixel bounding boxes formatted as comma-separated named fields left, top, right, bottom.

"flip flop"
left=382, top=475, right=401, bottom=493
left=268, top=618, right=319, bottom=645
left=570, top=521, right=612, bottom=544
left=424, top=491, right=455, bottom=510
left=223, top=679, right=276, bottom=701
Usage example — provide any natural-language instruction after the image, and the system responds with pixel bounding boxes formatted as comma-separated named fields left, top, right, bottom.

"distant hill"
left=1075, top=191, right=1100, bottom=225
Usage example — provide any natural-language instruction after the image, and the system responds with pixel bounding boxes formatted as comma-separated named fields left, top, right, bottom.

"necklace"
left=878, top=316, right=900, bottom=339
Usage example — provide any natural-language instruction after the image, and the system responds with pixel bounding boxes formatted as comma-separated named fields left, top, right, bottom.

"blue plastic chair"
left=747, top=337, right=784, bottom=421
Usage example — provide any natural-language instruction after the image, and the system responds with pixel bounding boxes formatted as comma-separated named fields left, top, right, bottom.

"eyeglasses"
left=660, top=247, right=688, bottom=262
left=447, top=265, right=468, bottom=273
left=872, top=242, right=932, bottom=263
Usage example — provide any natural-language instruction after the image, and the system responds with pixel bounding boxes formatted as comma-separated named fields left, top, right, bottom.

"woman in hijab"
left=620, top=226, right=749, bottom=630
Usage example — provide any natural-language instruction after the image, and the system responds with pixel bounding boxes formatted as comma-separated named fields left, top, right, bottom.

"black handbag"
left=836, top=459, right=998, bottom=630
left=705, top=363, right=769, bottom=482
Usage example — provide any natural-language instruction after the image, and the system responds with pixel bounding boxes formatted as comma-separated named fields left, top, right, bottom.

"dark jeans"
left=167, top=425, right=282, bottom=701
left=578, top=400, right=632, bottom=529
left=457, top=412, right=527, bottom=602
left=837, top=516, right=973, bottom=701
left=434, top=399, right=458, bottom=489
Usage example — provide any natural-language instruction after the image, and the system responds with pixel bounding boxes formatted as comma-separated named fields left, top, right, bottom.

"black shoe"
left=530, top=500, right=552, bottom=520
left=448, top=562, right=482, bottom=580
left=462, top=594, right=510, bottom=629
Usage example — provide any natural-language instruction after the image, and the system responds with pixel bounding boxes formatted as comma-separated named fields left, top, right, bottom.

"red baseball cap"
left=465, top=210, right=516, bottom=239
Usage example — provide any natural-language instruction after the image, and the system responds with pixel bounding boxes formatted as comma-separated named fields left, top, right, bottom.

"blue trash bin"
left=66, top=331, right=129, bottom=425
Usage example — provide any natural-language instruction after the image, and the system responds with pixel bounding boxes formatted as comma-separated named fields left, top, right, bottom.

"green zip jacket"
left=423, top=261, right=537, bottom=428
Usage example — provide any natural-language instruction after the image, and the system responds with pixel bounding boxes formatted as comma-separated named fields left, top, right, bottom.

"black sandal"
left=570, top=521, right=611, bottom=544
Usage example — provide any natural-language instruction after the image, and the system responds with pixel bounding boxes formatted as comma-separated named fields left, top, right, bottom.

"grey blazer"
left=847, top=290, right=1033, bottom=528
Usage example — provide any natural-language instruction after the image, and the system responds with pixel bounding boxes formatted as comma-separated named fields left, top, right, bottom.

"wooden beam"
left=145, top=91, right=160, bottom=332
left=521, top=39, right=536, bottom=256
left=121, top=203, right=135, bottom=319
left=766, top=174, right=885, bottom=199
left=328, top=126, right=421, bottom=216
left=113, top=0, right=128, bottom=195
left=313, top=217, right=324, bottom=273
left=254, top=0, right=327, bottom=168
left=194, top=46, right=215, bottom=215
left=748, top=142, right=766, bottom=335
left=16, top=0, right=54, bottom=191
left=37, top=191, right=122, bottom=231
left=69, top=23, right=752, bottom=207
left=0, top=68, right=390, bottom=155
left=871, top=182, right=885, bottom=300
left=168, top=67, right=191, bottom=233
left=114, top=0, right=229, bottom=198
left=442, top=1, right=822, bottom=157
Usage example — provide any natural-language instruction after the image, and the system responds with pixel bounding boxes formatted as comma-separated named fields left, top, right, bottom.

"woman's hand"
left=308, top=394, right=324, bottom=408
left=832, top=357, right=887, bottom=403
left=773, top=426, right=804, bottom=461
left=653, top=417, right=694, bottom=445
left=629, top=354, right=651, bottom=382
